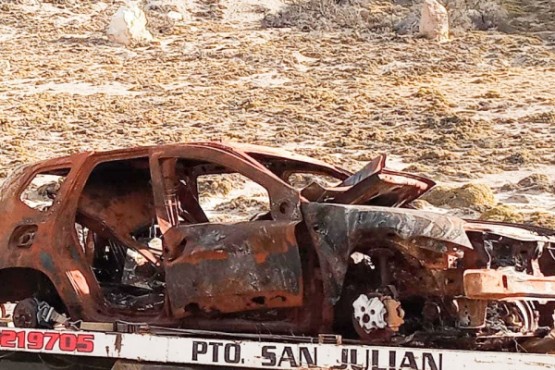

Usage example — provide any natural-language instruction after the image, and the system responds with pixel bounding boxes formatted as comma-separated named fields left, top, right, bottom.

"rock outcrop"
left=419, top=0, right=449, bottom=42
left=107, top=2, right=153, bottom=47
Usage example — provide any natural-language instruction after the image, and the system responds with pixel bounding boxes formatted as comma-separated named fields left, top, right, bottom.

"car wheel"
left=13, top=298, right=39, bottom=328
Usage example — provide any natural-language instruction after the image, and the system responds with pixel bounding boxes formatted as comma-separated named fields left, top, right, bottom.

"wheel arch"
left=0, top=267, right=67, bottom=314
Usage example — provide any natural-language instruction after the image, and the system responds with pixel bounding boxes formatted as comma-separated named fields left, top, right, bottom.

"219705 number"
left=0, top=330, right=94, bottom=353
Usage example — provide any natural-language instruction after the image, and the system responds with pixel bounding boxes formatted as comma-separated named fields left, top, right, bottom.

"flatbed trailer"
left=1, top=325, right=555, bottom=370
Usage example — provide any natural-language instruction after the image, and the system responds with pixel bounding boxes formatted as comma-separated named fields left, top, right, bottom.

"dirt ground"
left=0, top=0, right=554, bottom=225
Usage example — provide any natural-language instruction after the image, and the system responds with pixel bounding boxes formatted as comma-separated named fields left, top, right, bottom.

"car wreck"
left=1, top=142, right=555, bottom=353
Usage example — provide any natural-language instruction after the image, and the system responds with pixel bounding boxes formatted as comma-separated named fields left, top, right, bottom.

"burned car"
left=1, top=142, right=555, bottom=352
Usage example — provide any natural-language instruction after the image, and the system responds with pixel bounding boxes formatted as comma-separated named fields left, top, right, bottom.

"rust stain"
left=0, top=142, right=553, bottom=353
left=114, top=333, right=123, bottom=355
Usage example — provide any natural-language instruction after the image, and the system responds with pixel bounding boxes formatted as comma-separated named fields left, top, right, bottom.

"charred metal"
left=1, top=142, right=555, bottom=353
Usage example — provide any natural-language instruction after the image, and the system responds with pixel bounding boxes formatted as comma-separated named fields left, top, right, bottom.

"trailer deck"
left=1, top=325, right=555, bottom=370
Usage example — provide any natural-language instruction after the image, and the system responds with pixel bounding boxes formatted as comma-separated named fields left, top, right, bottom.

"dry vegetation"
left=0, top=0, right=554, bottom=225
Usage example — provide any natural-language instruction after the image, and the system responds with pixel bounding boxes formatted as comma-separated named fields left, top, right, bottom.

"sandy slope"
left=0, top=0, right=553, bottom=223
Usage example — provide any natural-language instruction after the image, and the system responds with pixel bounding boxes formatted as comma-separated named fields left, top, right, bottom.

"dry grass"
left=0, top=0, right=553, bottom=222
left=264, top=0, right=555, bottom=36
left=263, top=0, right=409, bottom=32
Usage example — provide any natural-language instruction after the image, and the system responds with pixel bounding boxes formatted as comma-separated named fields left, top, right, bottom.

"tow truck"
left=1, top=314, right=555, bottom=370
left=2, top=143, right=555, bottom=369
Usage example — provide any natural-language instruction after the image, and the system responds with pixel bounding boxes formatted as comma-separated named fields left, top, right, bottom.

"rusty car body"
left=1, top=142, right=555, bottom=352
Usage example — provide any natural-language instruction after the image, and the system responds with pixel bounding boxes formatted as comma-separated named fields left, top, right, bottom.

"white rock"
left=167, top=10, right=183, bottom=21
left=145, top=0, right=192, bottom=21
left=107, top=1, right=153, bottom=46
left=419, top=0, right=449, bottom=42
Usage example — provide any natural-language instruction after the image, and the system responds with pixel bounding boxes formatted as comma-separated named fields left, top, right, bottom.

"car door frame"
left=148, top=144, right=303, bottom=231
left=148, top=144, right=306, bottom=317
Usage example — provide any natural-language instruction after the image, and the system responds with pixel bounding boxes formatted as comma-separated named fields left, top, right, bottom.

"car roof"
left=33, top=142, right=351, bottom=177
